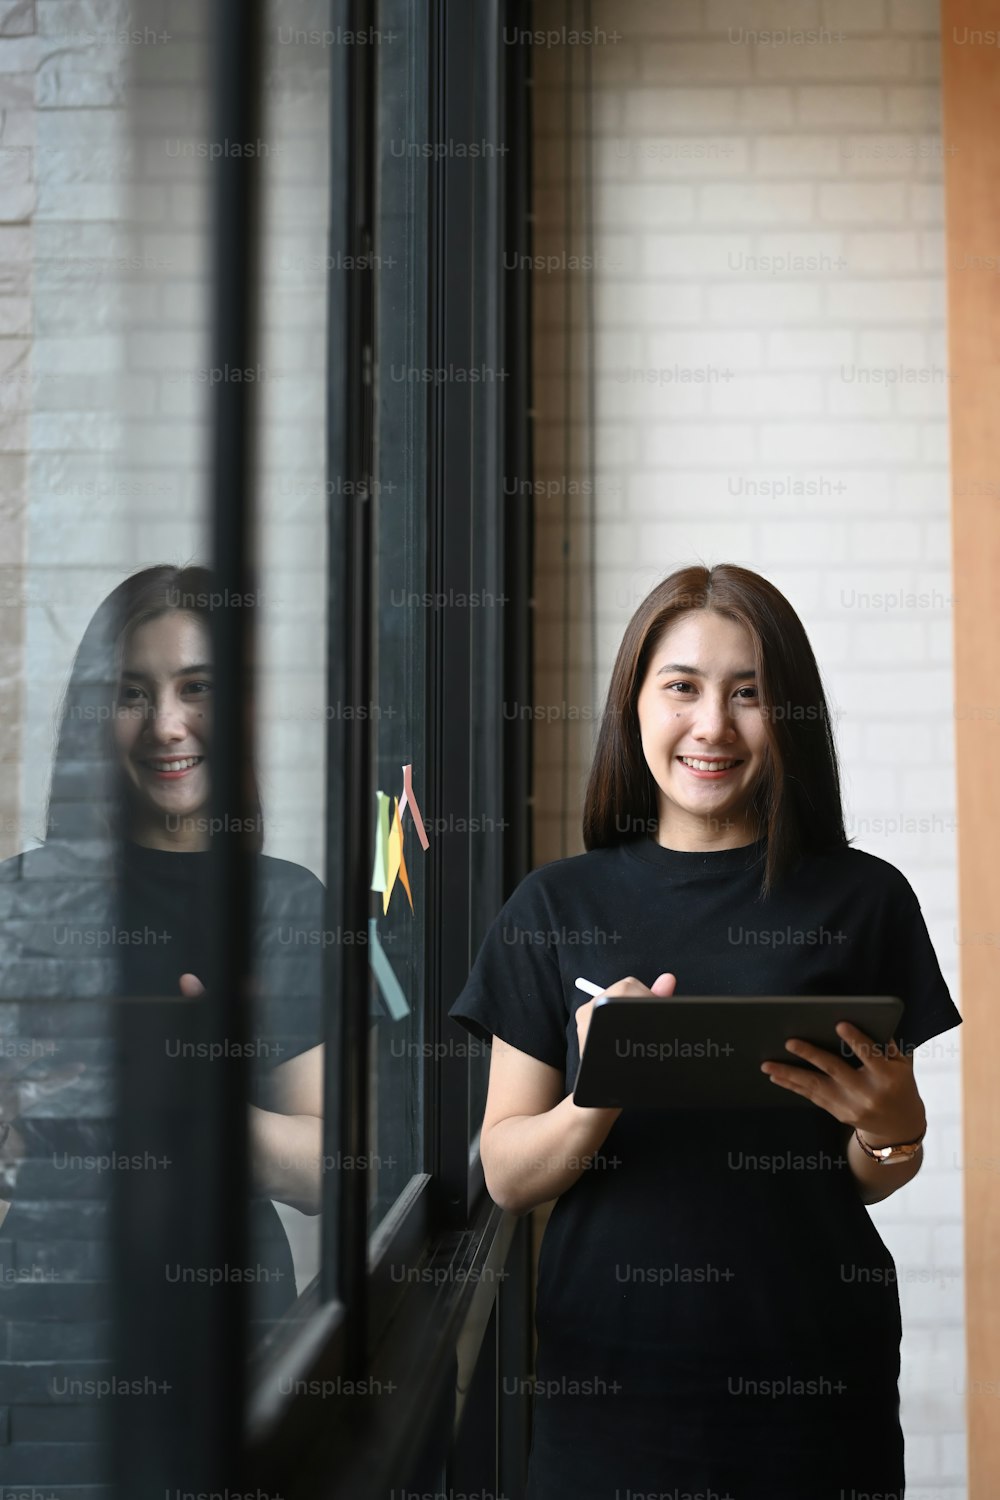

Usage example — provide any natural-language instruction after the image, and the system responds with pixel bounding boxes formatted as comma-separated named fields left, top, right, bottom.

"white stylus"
left=575, top=977, right=606, bottom=997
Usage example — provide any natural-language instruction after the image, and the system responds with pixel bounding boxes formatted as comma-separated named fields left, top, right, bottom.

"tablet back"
left=572, top=995, right=904, bottom=1110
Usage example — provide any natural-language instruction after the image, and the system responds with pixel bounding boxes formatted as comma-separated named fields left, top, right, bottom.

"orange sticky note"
left=382, top=797, right=414, bottom=915
left=396, top=820, right=413, bottom=912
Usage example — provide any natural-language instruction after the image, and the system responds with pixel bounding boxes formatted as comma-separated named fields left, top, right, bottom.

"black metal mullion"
left=320, top=0, right=353, bottom=1312
left=336, top=0, right=378, bottom=1373
left=503, top=0, right=535, bottom=892
left=204, top=0, right=263, bottom=1482
left=428, top=0, right=476, bottom=1229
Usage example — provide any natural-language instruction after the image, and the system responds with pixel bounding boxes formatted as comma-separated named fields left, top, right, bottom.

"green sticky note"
left=370, top=790, right=391, bottom=892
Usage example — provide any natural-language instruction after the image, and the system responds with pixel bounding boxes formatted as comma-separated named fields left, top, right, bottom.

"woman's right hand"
left=574, top=971, right=678, bottom=1057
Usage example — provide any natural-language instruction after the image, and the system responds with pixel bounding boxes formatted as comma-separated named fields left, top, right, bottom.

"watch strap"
left=854, top=1125, right=926, bottom=1165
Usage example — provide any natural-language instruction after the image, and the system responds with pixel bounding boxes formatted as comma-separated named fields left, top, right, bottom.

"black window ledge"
left=248, top=1188, right=517, bottom=1498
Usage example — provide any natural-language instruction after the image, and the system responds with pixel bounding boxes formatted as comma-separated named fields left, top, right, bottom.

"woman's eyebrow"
left=120, top=662, right=214, bottom=680
left=656, top=662, right=756, bottom=679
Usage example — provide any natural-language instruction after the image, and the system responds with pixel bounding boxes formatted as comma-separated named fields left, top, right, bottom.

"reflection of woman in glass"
left=451, top=564, right=962, bottom=1500
left=0, top=566, right=325, bottom=1364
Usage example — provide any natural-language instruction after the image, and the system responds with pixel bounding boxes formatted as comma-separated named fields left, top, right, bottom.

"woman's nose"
left=694, top=696, right=736, bottom=739
left=143, top=701, right=189, bottom=741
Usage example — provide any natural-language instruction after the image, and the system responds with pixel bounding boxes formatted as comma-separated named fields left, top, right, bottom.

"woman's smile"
left=139, top=754, right=206, bottom=781
left=676, top=755, right=745, bottom=780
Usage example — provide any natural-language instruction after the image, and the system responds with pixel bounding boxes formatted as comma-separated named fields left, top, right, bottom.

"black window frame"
left=111, top=0, right=536, bottom=1492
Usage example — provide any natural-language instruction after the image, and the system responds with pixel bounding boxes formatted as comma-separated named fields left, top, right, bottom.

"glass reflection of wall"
left=0, top=0, right=334, bottom=1486
left=253, top=0, right=334, bottom=1290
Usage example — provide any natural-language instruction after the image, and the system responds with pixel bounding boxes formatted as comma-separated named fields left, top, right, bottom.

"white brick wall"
left=5, top=0, right=329, bottom=879
left=532, top=2, right=964, bottom=1491
left=0, top=44, right=31, bottom=860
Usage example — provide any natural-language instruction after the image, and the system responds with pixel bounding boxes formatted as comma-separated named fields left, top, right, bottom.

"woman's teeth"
left=679, top=757, right=741, bottom=771
left=147, top=757, right=202, bottom=771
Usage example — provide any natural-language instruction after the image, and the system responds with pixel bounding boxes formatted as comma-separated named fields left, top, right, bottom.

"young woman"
left=0, top=566, right=326, bottom=1440
left=449, top=562, right=961, bottom=1500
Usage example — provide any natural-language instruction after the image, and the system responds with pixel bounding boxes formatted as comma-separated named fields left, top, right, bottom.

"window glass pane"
left=0, top=1, right=215, bottom=1483
left=369, top=0, right=429, bottom=1233
left=0, top=16, right=337, bottom=1488
left=246, top=0, right=333, bottom=1354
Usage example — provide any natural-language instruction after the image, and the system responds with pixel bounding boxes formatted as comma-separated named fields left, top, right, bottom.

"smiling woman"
left=451, top=562, right=963, bottom=1500
left=0, top=565, right=328, bottom=1465
left=115, top=610, right=215, bottom=847
left=42, top=566, right=264, bottom=857
left=584, top=563, right=850, bottom=895
left=635, top=609, right=769, bottom=847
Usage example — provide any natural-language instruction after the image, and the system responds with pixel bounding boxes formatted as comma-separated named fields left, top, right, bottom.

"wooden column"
left=939, top=8, right=1000, bottom=1495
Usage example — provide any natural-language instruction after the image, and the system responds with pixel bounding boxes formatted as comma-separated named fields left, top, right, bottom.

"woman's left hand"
left=761, top=1022, right=926, bottom=1144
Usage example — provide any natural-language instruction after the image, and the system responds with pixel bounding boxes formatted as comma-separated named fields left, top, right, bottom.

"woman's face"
left=113, top=610, right=212, bottom=848
left=635, top=610, right=769, bottom=850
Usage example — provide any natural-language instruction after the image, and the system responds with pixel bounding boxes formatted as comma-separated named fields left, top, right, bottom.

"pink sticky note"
left=398, top=763, right=429, bottom=851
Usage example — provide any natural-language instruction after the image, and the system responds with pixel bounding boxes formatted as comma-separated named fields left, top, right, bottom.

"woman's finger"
left=835, top=1022, right=905, bottom=1069
left=780, top=1036, right=850, bottom=1084
left=765, top=1066, right=856, bottom=1124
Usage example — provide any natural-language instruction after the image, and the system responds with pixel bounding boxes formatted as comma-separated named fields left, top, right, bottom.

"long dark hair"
left=582, top=563, right=851, bottom=899
left=45, top=564, right=264, bottom=855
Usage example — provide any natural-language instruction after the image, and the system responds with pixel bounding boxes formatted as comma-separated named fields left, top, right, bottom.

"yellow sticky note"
left=383, top=796, right=401, bottom=914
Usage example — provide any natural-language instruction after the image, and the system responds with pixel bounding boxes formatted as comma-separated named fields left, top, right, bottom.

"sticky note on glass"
left=382, top=796, right=413, bottom=915
left=398, top=763, right=430, bottom=851
left=395, top=812, right=412, bottom=911
left=369, top=918, right=410, bottom=1019
left=370, top=790, right=391, bottom=892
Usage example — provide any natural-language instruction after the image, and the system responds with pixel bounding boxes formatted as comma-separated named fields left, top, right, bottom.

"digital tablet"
left=572, top=995, right=905, bottom=1110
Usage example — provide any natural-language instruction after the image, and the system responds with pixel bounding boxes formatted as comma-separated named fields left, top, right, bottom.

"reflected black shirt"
left=0, top=840, right=325, bottom=1327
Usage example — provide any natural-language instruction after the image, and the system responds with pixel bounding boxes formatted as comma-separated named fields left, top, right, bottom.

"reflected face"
left=113, top=611, right=212, bottom=846
left=635, top=610, right=769, bottom=849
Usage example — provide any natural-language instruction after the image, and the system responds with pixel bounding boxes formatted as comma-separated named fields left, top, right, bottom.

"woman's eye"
left=117, top=685, right=144, bottom=704
left=184, top=680, right=213, bottom=696
left=663, top=682, right=758, bottom=702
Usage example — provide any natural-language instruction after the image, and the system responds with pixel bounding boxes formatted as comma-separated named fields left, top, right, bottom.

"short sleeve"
left=448, top=870, right=569, bottom=1074
left=252, top=859, right=326, bottom=1100
left=881, top=884, right=962, bottom=1055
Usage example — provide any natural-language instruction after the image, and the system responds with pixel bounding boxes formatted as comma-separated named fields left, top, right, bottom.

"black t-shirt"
left=448, top=834, right=962, bottom=1498
left=0, top=840, right=325, bottom=1334
left=117, top=839, right=324, bottom=1105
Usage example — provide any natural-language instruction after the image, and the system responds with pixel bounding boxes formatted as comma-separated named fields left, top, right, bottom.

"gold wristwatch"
left=854, top=1125, right=926, bottom=1165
